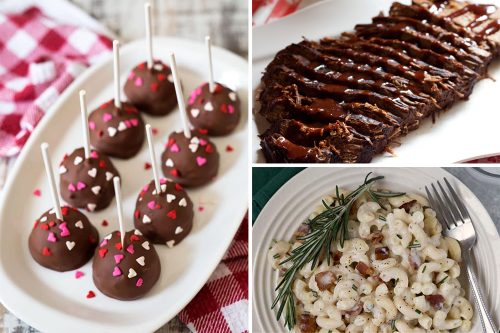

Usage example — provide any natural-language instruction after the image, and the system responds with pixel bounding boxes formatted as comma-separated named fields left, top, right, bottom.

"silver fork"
left=425, top=178, right=497, bottom=333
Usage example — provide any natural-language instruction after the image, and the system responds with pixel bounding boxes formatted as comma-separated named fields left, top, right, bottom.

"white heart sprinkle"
left=229, top=92, right=237, bottom=101
left=143, top=215, right=151, bottom=223
left=166, top=240, right=175, bottom=248
left=165, top=159, right=174, bottom=167
left=134, top=229, right=143, bottom=236
left=87, top=168, right=97, bottom=178
left=179, top=198, right=187, bottom=207
left=74, top=156, right=83, bottom=165
left=104, top=233, right=113, bottom=240
left=167, top=74, right=173, bottom=82
left=75, top=221, right=84, bottom=229
left=91, top=186, right=101, bottom=195
left=40, top=216, right=47, bottom=222
left=118, top=121, right=127, bottom=131
left=204, top=102, right=214, bottom=111
left=136, top=256, right=145, bottom=266
left=190, top=137, right=199, bottom=144
left=87, top=203, right=96, bottom=212
left=66, top=241, right=75, bottom=251
left=161, top=184, right=167, bottom=192
left=191, top=108, right=200, bottom=118
left=128, top=268, right=137, bottom=278
left=108, top=127, right=117, bottom=137
left=59, top=165, right=67, bottom=174
left=175, top=226, right=183, bottom=235
left=154, top=63, right=163, bottom=71
left=142, top=241, right=150, bottom=250
left=106, top=172, right=113, bottom=181
left=189, top=143, right=198, bottom=153
left=166, top=194, right=176, bottom=203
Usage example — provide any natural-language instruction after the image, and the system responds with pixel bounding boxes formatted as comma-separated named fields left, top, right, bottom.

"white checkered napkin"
left=0, top=6, right=112, bottom=158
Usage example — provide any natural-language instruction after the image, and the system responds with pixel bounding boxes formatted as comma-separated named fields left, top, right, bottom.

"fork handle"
left=465, top=252, right=498, bottom=333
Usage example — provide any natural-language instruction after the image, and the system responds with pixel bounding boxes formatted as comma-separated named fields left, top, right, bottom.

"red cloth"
left=0, top=7, right=112, bottom=157
left=179, top=217, right=248, bottom=333
left=253, top=0, right=303, bottom=26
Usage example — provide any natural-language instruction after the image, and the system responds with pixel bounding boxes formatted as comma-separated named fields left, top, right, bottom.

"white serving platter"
left=252, top=167, right=500, bottom=332
left=0, top=36, right=248, bottom=333
left=252, top=0, right=500, bottom=164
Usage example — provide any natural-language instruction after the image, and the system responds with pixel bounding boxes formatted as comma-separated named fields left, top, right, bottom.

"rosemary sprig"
left=272, top=173, right=405, bottom=330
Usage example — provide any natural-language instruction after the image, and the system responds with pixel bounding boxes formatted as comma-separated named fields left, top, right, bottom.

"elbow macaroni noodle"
left=268, top=191, right=473, bottom=333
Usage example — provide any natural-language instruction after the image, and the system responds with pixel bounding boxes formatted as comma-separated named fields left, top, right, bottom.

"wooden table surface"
left=0, top=0, right=247, bottom=332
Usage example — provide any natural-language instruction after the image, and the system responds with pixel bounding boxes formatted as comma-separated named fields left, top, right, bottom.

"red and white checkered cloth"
left=0, top=6, right=112, bottom=157
left=179, top=217, right=248, bottom=333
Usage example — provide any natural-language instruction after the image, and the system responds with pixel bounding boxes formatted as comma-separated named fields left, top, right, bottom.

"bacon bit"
left=331, top=251, right=342, bottom=263
left=343, top=302, right=363, bottom=317
left=372, top=274, right=383, bottom=282
left=356, top=262, right=374, bottom=276
left=399, top=200, right=417, bottom=213
left=425, top=294, right=445, bottom=310
left=225, top=144, right=234, bottom=152
left=375, top=247, right=390, bottom=260
left=298, top=313, right=317, bottom=333
left=33, top=189, right=41, bottom=197
left=144, top=162, right=152, bottom=170
left=368, top=231, right=384, bottom=244
left=315, top=271, right=336, bottom=291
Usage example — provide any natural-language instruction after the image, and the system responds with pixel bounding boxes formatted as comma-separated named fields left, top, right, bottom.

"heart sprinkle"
left=204, top=102, right=214, bottom=111
left=165, top=159, right=174, bottom=167
left=101, top=220, right=108, bottom=227
left=134, top=77, right=143, bottom=87
left=126, top=244, right=134, bottom=254
left=136, top=278, right=144, bottom=287
left=33, top=189, right=41, bottom=197
left=170, top=143, right=180, bottom=153
left=166, top=194, right=176, bottom=203
left=59, top=222, right=70, bottom=237
left=179, top=198, right=187, bottom=207
left=87, top=168, right=97, bottom=178
left=66, top=241, right=76, bottom=251
left=150, top=82, right=159, bottom=92
left=144, top=162, right=151, bottom=170
left=166, top=240, right=175, bottom=248
left=175, top=226, right=183, bottom=234
left=191, top=108, right=200, bottom=118
left=75, top=221, right=84, bottom=229
left=228, top=105, right=235, bottom=114
left=86, top=291, right=95, bottom=299
left=98, top=248, right=108, bottom=258
left=128, top=268, right=137, bottom=278
left=118, top=121, right=127, bottom=131
left=112, top=266, right=122, bottom=277
left=107, top=127, right=117, bottom=137
left=196, top=156, right=207, bottom=166
left=74, top=156, right=83, bottom=165
left=226, top=145, right=234, bottom=152
left=68, top=183, right=76, bottom=192
left=42, top=247, right=51, bottom=256
left=75, top=271, right=84, bottom=279
left=147, top=201, right=156, bottom=210
left=229, top=92, right=237, bottom=101
left=102, top=113, right=113, bottom=122
left=87, top=203, right=96, bottom=212
left=142, top=241, right=150, bottom=250
left=91, top=186, right=101, bottom=195
left=89, top=121, right=96, bottom=130
left=47, top=232, right=57, bottom=242
left=106, top=172, right=113, bottom=181
left=59, top=165, right=67, bottom=174
left=167, top=210, right=177, bottom=219
left=77, top=181, right=86, bottom=190
left=114, top=254, right=124, bottom=264
left=136, top=256, right=145, bottom=266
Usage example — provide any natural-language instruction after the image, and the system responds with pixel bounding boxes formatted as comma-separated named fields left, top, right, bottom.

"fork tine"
left=444, top=177, right=471, bottom=221
left=431, top=183, right=456, bottom=228
left=437, top=180, right=465, bottom=226
left=425, top=185, right=450, bottom=230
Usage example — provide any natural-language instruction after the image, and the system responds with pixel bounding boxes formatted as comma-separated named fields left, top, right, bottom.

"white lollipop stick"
left=145, top=124, right=161, bottom=194
left=145, top=3, right=154, bottom=69
left=205, top=36, right=215, bottom=93
left=40, top=143, right=63, bottom=220
left=79, top=90, right=91, bottom=159
left=113, top=177, right=125, bottom=247
left=113, top=40, right=122, bottom=109
left=169, top=53, right=191, bottom=139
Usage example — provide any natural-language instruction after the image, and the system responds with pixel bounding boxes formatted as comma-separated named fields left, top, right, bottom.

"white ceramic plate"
left=252, top=0, right=500, bottom=164
left=0, top=37, right=248, bottom=333
left=252, top=168, right=500, bottom=332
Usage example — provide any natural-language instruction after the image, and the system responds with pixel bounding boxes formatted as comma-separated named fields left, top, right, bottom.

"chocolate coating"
left=29, top=206, right=99, bottom=272
left=187, top=82, right=241, bottom=136
left=124, top=61, right=177, bottom=116
left=59, top=148, right=119, bottom=212
left=88, top=100, right=145, bottom=159
left=92, top=230, right=161, bottom=301
left=134, top=179, right=194, bottom=246
left=161, top=130, right=220, bottom=187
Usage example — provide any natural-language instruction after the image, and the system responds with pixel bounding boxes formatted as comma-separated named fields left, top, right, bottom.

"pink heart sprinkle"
left=128, top=72, right=135, bottom=80
left=130, top=118, right=139, bottom=126
left=68, top=183, right=76, bottom=192
left=100, top=239, right=108, bottom=247
left=199, top=138, right=207, bottom=146
left=196, top=156, right=207, bottom=166
left=89, top=121, right=96, bottom=130
left=103, top=113, right=113, bottom=122
left=112, top=266, right=122, bottom=277
left=170, top=144, right=180, bottom=152
left=147, top=201, right=156, bottom=210
left=125, top=120, right=132, bottom=128
left=136, top=278, right=143, bottom=287
left=160, top=178, right=167, bottom=184
left=142, top=183, right=150, bottom=192
left=90, top=151, right=99, bottom=159
left=114, top=254, right=124, bottom=264
left=134, top=77, right=143, bottom=87
left=228, top=105, right=235, bottom=114
left=77, top=181, right=86, bottom=190
left=59, top=222, right=70, bottom=237
left=126, top=244, right=134, bottom=254
left=75, top=271, right=84, bottom=279
left=47, top=232, right=57, bottom=242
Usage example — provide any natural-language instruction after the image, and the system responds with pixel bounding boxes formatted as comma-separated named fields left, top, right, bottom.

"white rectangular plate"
left=0, top=37, right=248, bottom=333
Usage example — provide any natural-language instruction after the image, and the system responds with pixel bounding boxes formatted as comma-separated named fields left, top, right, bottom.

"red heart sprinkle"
left=86, top=291, right=96, bottom=299
left=42, top=247, right=51, bottom=256
left=152, top=128, right=158, bottom=135
left=167, top=210, right=177, bottom=219
left=175, top=183, right=183, bottom=191
left=49, top=221, right=55, bottom=227
left=98, top=130, right=104, bottom=138
left=138, top=62, right=146, bottom=69
left=166, top=138, right=175, bottom=148
left=62, top=154, right=68, bottom=162
left=115, top=243, right=122, bottom=250
left=144, top=162, right=151, bottom=170
left=98, top=248, right=108, bottom=258
left=170, top=169, right=179, bottom=177
left=33, top=221, right=39, bottom=229
left=214, top=84, right=222, bottom=93
left=157, top=74, right=166, bottom=81
left=198, top=206, right=205, bottom=212
left=125, top=106, right=138, bottom=114
left=220, top=104, right=228, bottom=113
left=130, top=234, right=140, bottom=241
left=205, top=144, right=214, bottom=153
left=226, top=145, right=234, bottom=152
left=41, top=224, right=49, bottom=230
left=99, top=160, right=106, bottom=168
left=134, top=210, right=140, bottom=219
left=197, top=128, right=208, bottom=135
left=101, top=220, right=109, bottom=227
left=150, top=82, right=159, bottom=92
left=33, top=189, right=41, bottom=197
left=61, top=207, right=69, bottom=216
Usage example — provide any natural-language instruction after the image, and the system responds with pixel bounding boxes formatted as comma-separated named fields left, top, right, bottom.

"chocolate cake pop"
left=29, top=143, right=99, bottom=272
left=161, top=129, right=219, bottom=187
left=160, top=53, right=220, bottom=187
left=134, top=125, right=194, bottom=245
left=89, top=40, right=145, bottom=159
left=59, top=91, right=120, bottom=212
left=92, top=177, right=161, bottom=301
left=186, top=37, right=241, bottom=136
